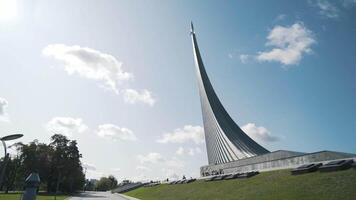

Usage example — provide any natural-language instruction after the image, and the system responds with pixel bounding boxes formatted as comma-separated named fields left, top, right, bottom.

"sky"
left=0, top=0, right=356, bottom=181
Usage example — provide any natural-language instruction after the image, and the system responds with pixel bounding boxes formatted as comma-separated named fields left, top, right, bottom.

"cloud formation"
left=97, top=124, right=137, bottom=141
left=175, top=147, right=185, bottom=155
left=46, top=117, right=88, bottom=137
left=123, top=89, right=156, bottom=106
left=43, top=44, right=132, bottom=93
left=239, top=54, right=253, bottom=64
left=175, top=147, right=202, bottom=156
left=83, top=163, right=97, bottom=171
left=111, top=168, right=121, bottom=172
left=43, top=44, right=156, bottom=106
left=157, top=125, right=204, bottom=144
left=136, top=165, right=151, bottom=171
left=137, top=152, right=164, bottom=164
left=309, top=0, right=339, bottom=18
left=0, top=97, right=9, bottom=122
left=241, top=123, right=279, bottom=143
left=135, top=152, right=186, bottom=181
left=274, top=14, right=287, bottom=22
left=257, top=22, right=315, bottom=66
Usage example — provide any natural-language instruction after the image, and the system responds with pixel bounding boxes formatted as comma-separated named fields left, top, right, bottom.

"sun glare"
left=0, top=0, right=17, bottom=21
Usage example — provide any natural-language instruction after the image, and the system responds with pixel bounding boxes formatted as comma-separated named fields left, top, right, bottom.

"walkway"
left=68, top=191, right=139, bottom=200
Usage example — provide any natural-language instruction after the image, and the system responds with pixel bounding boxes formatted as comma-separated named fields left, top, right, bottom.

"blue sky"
left=0, top=0, right=355, bottom=181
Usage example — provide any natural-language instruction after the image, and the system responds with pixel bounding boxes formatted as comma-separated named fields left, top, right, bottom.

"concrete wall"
left=200, top=150, right=356, bottom=176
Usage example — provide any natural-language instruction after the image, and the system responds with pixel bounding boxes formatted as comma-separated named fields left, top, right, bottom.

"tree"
left=1, top=134, right=85, bottom=193
left=48, top=134, right=85, bottom=193
left=16, top=141, right=53, bottom=191
left=84, top=179, right=96, bottom=191
left=108, top=175, right=118, bottom=189
left=3, top=156, right=21, bottom=193
left=95, top=177, right=111, bottom=191
left=95, top=175, right=118, bottom=191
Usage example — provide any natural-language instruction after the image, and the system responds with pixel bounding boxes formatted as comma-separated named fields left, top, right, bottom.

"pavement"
left=68, top=191, right=140, bottom=200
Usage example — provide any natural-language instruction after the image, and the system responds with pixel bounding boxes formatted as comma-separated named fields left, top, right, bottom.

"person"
left=182, top=175, right=186, bottom=180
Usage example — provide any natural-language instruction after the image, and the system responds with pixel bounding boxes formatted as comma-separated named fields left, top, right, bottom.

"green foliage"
left=84, top=179, right=96, bottom=191
left=0, top=193, right=68, bottom=200
left=95, top=175, right=118, bottom=191
left=0, top=134, right=85, bottom=193
left=125, top=169, right=356, bottom=200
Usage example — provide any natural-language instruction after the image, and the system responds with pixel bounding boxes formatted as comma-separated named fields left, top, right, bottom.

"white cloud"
left=257, top=22, right=315, bottom=66
left=187, top=148, right=195, bottom=156
left=309, top=0, right=339, bottom=18
left=274, top=14, right=287, bottom=22
left=241, top=123, right=279, bottom=143
left=46, top=117, right=88, bottom=137
left=83, top=163, right=97, bottom=171
left=135, top=153, right=186, bottom=181
left=165, top=157, right=184, bottom=169
left=195, top=147, right=202, bottom=154
left=163, top=169, right=180, bottom=180
left=161, top=157, right=185, bottom=180
left=175, top=147, right=202, bottom=156
left=0, top=97, right=9, bottom=122
left=82, top=163, right=107, bottom=179
left=123, top=89, right=156, bottom=106
left=137, top=152, right=164, bottom=164
left=157, top=125, right=204, bottom=144
left=43, top=44, right=156, bottom=106
left=111, top=168, right=121, bottom=172
left=136, top=165, right=151, bottom=171
left=97, top=124, right=137, bottom=141
left=137, top=153, right=184, bottom=169
left=239, top=54, right=253, bottom=64
left=176, top=147, right=184, bottom=155
left=87, top=170, right=106, bottom=179
left=190, top=147, right=202, bottom=156
left=43, top=44, right=132, bottom=93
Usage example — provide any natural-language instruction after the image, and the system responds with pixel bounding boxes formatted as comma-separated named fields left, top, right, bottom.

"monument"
left=190, top=23, right=356, bottom=177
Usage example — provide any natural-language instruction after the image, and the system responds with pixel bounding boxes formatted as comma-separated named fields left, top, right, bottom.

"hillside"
left=125, top=168, right=356, bottom=200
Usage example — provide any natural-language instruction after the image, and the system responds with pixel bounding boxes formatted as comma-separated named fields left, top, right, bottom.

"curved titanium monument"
left=190, top=23, right=356, bottom=177
left=190, top=23, right=269, bottom=165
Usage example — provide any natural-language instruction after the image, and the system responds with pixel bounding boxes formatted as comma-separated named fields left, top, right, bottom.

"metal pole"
left=83, top=167, right=87, bottom=191
left=0, top=140, right=7, bottom=190
left=2, top=141, right=7, bottom=157
left=54, top=171, right=61, bottom=200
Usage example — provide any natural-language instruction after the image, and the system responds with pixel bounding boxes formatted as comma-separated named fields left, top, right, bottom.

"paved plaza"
left=69, top=191, right=138, bottom=200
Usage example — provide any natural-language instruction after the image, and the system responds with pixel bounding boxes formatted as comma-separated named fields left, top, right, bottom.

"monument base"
left=200, top=150, right=356, bottom=177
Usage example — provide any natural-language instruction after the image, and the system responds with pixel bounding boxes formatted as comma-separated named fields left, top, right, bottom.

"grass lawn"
left=0, top=193, right=68, bottom=200
left=125, top=168, right=356, bottom=200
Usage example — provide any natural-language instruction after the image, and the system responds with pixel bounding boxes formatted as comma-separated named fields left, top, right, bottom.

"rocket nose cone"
left=190, top=21, right=195, bottom=34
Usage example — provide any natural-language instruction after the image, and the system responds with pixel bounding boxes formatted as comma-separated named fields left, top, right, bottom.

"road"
left=68, top=191, right=139, bottom=200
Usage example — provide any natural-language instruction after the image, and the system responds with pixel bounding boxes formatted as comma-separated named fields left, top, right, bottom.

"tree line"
left=0, top=134, right=85, bottom=193
left=85, top=175, right=118, bottom=191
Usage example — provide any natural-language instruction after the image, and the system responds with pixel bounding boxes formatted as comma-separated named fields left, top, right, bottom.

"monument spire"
left=190, top=21, right=194, bottom=34
left=190, top=23, right=269, bottom=164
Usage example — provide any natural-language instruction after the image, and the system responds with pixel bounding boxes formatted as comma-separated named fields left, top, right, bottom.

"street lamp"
left=0, top=134, right=23, bottom=190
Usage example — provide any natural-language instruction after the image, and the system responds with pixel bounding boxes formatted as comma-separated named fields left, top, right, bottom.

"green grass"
left=0, top=193, right=68, bottom=200
left=125, top=168, right=356, bottom=200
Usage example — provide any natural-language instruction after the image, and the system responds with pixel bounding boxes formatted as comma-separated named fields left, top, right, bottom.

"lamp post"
left=0, top=134, right=23, bottom=190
